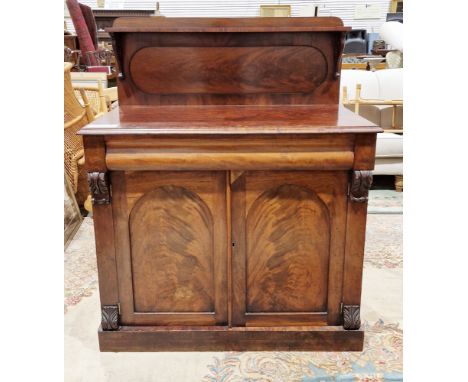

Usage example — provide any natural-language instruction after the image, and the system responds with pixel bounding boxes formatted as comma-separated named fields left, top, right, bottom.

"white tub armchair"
left=340, top=68, right=403, bottom=191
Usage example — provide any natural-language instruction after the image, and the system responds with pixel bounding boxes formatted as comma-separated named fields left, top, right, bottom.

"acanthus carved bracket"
left=101, top=305, right=119, bottom=331
left=87, top=172, right=111, bottom=205
left=349, top=171, right=373, bottom=203
left=343, top=305, right=361, bottom=330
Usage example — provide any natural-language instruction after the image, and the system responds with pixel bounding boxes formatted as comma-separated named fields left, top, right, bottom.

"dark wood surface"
left=108, top=16, right=350, bottom=32
left=107, top=17, right=349, bottom=105
left=80, top=17, right=378, bottom=352
left=99, top=325, right=364, bottom=352
left=231, top=171, right=348, bottom=327
left=112, top=171, right=228, bottom=326
left=79, top=105, right=379, bottom=135
left=130, top=46, right=328, bottom=95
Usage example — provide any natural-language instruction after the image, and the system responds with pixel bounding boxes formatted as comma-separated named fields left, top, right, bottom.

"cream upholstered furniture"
left=340, top=68, right=403, bottom=191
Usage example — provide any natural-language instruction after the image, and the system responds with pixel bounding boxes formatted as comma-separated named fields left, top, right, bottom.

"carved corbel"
left=349, top=171, right=373, bottom=203
left=343, top=305, right=361, bottom=330
left=87, top=172, right=111, bottom=205
left=101, top=305, right=119, bottom=330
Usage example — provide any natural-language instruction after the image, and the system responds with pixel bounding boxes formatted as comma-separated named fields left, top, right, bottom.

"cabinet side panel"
left=83, top=136, right=119, bottom=306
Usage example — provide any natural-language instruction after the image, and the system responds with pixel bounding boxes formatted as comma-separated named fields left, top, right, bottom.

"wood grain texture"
left=112, top=171, right=227, bottom=326
left=353, top=134, right=377, bottom=170
left=108, top=17, right=349, bottom=33
left=106, top=151, right=354, bottom=171
left=130, top=185, right=214, bottom=313
left=232, top=171, right=348, bottom=327
left=130, top=46, right=327, bottom=95
left=80, top=17, right=379, bottom=352
left=246, top=184, right=330, bottom=313
left=79, top=105, right=380, bottom=136
left=99, top=325, right=364, bottom=352
left=342, top=196, right=369, bottom=308
left=103, top=18, right=350, bottom=106
left=83, top=136, right=120, bottom=307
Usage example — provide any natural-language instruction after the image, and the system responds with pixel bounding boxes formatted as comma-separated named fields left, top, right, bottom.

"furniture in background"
left=64, top=174, right=82, bottom=247
left=64, top=46, right=82, bottom=71
left=71, top=70, right=107, bottom=88
left=80, top=17, right=381, bottom=352
left=64, top=34, right=78, bottom=50
left=340, top=68, right=403, bottom=191
left=344, top=29, right=367, bottom=54
left=341, top=57, right=386, bottom=71
left=66, top=0, right=97, bottom=66
left=64, top=62, right=94, bottom=210
left=92, top=9, right=155, bottom=44
left=71, top=71, right=118, bottom=111
left=73, top=81, right=108, bottom=117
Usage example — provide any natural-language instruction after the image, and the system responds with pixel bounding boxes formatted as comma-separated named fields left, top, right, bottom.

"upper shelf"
left=79, top=105, right=381, bottom=136
left=107, top=17, right=351, bottom=33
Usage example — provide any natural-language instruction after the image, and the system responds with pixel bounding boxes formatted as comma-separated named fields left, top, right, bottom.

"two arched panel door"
left=111, top=170, right=348, bottom=327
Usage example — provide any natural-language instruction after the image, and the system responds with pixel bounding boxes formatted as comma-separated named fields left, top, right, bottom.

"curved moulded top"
left=107, top=17, right=350, bottom=33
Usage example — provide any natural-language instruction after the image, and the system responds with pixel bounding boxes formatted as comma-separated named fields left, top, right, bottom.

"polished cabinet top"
left=79, top=105, right=380, bottom=136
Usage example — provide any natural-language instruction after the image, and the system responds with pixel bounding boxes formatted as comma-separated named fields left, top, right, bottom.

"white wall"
left=65, top=0, right=391, bottom=33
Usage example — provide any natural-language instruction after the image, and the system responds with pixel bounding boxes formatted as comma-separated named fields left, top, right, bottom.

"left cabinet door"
left=111, top=171, right=228, bottom=326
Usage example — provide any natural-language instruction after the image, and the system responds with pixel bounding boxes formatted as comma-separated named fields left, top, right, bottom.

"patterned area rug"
left=64, top=217, right=97, bottom=313
left=368, top=190, right=403, bottom=214
left=64, top=209, right=402, bottom=381
left=203, top=320, right=402, bottom=381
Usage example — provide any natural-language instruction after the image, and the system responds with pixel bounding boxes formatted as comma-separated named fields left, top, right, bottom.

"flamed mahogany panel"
left=113, top=171, right=228, bottom=326
left=231, top=171, right=348, bottom=327
left=130, top=186, right=214, bottom=312
left=110, top=27, right=348, bottom=105
left=130, top=46, right=328, bottom=95
left=246, top=184, right=330, bottom=312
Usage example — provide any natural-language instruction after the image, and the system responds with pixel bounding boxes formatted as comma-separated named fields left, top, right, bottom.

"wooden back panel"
left=109, top=17, right=349, bottom=106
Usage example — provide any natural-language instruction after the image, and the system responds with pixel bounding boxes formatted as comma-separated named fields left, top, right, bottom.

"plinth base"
left=98, top=325, right=364, bottom=352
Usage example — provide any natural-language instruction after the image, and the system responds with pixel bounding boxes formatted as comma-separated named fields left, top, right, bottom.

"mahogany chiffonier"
left=79, top=17, right=382, bottom=352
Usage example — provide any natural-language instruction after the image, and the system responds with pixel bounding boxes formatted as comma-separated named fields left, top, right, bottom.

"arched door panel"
left=112, top=171, right=227, bottom=326
left=231, top=171, right=348, bottom=326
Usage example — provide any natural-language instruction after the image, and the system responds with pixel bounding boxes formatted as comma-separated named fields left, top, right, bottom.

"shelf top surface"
left=106, top=17, right=351, bottom=33
left=79, top=105, right=381, bottom=136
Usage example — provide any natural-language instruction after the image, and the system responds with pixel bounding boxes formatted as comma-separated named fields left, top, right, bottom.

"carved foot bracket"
left=101, top=305, right=119, bottom=330
left=88, top=172, right=111, bottom=205
left=349, top=171, right=373, bottom=203
left=343, top=305, right=361, bottom=330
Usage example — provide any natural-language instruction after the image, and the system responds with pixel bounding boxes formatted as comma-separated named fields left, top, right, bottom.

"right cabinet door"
left=231, top=171, right=348, bottom=327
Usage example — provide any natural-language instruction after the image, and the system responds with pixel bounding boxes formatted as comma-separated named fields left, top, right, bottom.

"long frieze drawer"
left=106, top=150, right=354, bottom=171
left=105, top=135, right=355, bottom=171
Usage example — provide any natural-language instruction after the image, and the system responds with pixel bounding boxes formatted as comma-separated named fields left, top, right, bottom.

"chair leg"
left=395, top=175, right=403, bottom=192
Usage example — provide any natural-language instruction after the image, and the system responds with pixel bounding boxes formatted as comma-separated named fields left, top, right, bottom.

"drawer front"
left=105, top=135, right=355, bottom=172
left=231, top=171, right=348, bottom=326
left=112, top=171, right=228, bottom=326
